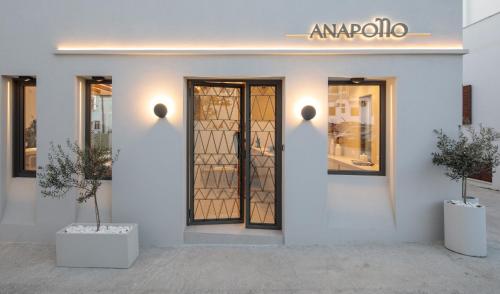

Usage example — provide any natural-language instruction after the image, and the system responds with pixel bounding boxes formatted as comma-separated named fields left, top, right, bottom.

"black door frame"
left=186, top=79, right=282, bottom=229
left=187, top=80, right=245, bottom=225
left=245, top=80, right=282, bottom=230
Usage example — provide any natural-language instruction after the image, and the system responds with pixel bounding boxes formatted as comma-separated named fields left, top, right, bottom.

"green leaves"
left=37, top=140, right=119, bottom=228
left=432, top=125, right=500, bottom=203
left=432, top=126, right=500, bottom=181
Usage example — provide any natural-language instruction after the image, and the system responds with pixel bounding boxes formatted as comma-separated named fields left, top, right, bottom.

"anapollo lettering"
left=309, top=18, right=408, bottom=39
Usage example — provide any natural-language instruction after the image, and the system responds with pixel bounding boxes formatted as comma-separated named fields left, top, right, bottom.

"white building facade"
left=463, top=1, right=500, bottom=190
left=0, top=0, right=464, bottom=246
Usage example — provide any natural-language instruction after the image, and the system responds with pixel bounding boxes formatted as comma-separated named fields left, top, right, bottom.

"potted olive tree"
left=432, top=126, right=500, bottom=257
left=38, top=140, right=138, bottom=268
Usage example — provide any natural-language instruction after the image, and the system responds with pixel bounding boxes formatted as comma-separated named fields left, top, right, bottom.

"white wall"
left=463, top=12, right=500, bottom=189
left=0, top=0, right=463, bottom=246
left=463, top=0, right=500, bottom=27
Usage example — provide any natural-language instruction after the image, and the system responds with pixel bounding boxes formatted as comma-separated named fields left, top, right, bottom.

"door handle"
left=234, top=131, right=241, bottom=158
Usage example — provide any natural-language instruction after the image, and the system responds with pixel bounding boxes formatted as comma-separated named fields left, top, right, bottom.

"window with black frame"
left=85, top=77, right=113, bottom=179
left=13, top=77, right=37, bottom=177
left=328, top=80, right=386, bottom=175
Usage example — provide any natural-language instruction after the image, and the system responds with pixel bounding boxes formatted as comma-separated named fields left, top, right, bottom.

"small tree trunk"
left=462, top=176, right=467, bottom=204
left=93, top=194, right=101, bottom=232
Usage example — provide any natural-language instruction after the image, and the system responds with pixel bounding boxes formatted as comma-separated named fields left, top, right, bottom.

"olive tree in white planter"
left=38, top=140, right=138, bottom=268
left=432, top=126, right=500, bottom=257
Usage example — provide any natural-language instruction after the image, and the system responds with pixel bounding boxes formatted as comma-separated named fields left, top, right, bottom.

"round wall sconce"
left=154, top=103, right=168, bottom=118
left=301, top=105, right=316, bottom=121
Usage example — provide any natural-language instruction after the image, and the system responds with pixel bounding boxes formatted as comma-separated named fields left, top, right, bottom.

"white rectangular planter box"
left=56, top=223, right=139, bottom=268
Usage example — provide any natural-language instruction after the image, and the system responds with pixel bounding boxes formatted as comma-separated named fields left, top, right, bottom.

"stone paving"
left=0, top=184, right=499, bottom=294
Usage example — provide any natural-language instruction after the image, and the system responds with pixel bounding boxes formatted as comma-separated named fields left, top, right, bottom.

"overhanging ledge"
left=54, top=48, right=468, bottom=56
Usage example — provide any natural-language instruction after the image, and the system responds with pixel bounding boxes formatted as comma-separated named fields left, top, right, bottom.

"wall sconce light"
left=351, top=77, right=365, bottom=84
left=154, top=103, right=168, bottom=118
left=301, top=105, right=316, bottom=121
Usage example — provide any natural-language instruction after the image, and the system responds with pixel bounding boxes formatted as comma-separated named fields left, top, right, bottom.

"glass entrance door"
left=187, top=80, right=281, bottom=229
left=189, top=82, right=244, bottom=223
left=246, top=82, right=281, bottom=228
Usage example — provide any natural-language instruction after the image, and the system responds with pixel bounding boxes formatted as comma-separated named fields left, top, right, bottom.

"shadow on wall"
left=284, top=120, right=328, bottom=241
left=111, top=116, right=184, bottom=245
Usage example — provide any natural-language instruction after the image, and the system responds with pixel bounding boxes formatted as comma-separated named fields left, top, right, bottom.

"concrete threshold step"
left=184, top=224, right=283, bottom=245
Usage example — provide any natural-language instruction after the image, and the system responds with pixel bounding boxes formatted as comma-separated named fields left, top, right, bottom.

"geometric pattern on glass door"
left=249, top=86, right=276, bottom=224
left=193, top=85, right=241, bottom=221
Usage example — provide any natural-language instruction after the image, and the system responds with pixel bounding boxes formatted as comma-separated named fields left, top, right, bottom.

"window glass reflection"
left=89, top=82, right=112, bottom=177
left=328, top=84, right=381, bottom=172
left=24, top=85, right=37, bottom=171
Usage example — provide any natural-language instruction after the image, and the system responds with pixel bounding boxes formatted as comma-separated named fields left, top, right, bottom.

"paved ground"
left=471, top=184, right=500, bottom=247
left=0, top=185, right=499, bottom=294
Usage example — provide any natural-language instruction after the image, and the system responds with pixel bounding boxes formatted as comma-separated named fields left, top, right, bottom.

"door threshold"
left=184, top=224, right=283, bottom=245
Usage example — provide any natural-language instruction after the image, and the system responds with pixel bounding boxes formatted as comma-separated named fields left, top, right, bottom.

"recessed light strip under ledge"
left=55, top=46, right=467, bottom=56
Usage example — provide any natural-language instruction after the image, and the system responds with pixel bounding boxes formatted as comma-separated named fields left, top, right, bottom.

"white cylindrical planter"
left=444, top=200, right=487, bottom=257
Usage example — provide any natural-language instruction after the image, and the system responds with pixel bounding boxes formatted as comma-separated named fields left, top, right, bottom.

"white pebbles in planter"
left=64, top=224, right=131, bottom=234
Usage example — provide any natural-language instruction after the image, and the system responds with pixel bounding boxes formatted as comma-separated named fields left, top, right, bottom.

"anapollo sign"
left=309, top=18, right=408, bottom=39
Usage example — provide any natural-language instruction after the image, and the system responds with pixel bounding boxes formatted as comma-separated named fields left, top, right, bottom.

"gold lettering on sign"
left=307, top=18, right=412, bottom=39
